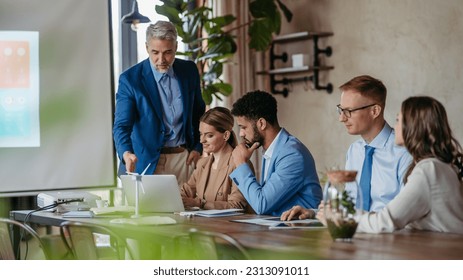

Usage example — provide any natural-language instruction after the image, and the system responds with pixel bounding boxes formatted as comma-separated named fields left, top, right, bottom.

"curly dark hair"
left=231, top=90, right=278, bottom=126
left=402, top=96, right=463, bottom=181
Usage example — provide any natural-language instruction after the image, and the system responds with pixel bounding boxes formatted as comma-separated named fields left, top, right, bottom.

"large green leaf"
left=156, top=0, right=292, bottom=104
left=250, top=0, right=278, bottom=19
left=201, top=86, right=214, bottom=104
left=248, top=0, right=283, bottom=50
left=202, top=82, right=232, bottom=103
left=202, top=62, right=223, bottom=82
left=248, top=16, right=281, bottom=51
left=209, top=14, right=236, bottom=27
left=276, top=0, right=293, bottom=22
left=213, top=82, right=233, bottom=96
left=155, top=6, right=181, bottom=26
left=206, top=37, right=235, bottom=56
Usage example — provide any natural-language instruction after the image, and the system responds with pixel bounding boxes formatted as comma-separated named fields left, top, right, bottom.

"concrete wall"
left=261, top=0, right=463, bottom=174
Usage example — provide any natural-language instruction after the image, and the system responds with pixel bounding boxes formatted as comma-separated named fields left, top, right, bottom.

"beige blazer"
left=181, top=147, right=252, bottom=210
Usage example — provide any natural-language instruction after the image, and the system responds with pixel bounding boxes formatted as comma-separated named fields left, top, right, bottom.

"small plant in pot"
left=322, top=170, right=362, bottom=242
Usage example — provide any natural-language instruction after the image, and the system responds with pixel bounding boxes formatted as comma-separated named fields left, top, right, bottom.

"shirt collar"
left=364, top=122, right=393, bottom=149
left=150, top=61, right=175, bottom=83
left=263, top=128, right=283, bottom=160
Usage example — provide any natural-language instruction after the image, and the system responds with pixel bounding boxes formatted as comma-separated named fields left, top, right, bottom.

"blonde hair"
left=200, top=107, right=237, bottom=148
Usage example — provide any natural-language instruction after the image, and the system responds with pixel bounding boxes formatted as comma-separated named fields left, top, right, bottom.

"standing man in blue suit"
left=229, top=90, right=322, bottom=216
left=113, top=21, right=205, bottom=185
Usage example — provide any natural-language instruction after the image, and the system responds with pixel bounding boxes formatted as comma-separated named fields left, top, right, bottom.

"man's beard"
left=155, top=58, right=175, bottom=73
left=243, top=122, right=264, bottom=147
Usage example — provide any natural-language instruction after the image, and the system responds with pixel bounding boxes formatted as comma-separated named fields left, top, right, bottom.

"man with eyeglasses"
left=281, top=75, right=413, bottom=221
left=336, top=75, right=412, bottom=212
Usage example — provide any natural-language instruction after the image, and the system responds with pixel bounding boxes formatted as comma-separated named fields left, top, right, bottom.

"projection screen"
left=0, top=0, right=116, bottom=195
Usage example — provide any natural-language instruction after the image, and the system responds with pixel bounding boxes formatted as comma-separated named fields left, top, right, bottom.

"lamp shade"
left=121, top=1, right=150, bottom=25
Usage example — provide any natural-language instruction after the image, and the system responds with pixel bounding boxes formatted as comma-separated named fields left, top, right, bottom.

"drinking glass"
left=323, top=170, right=362, bottom=242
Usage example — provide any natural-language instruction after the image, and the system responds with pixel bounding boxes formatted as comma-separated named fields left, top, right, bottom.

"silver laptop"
left=120, top=174, right=185, bottom=213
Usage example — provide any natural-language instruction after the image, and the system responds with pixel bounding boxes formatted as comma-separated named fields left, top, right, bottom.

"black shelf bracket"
left=312, top=36, right=333, bottom=93
left=269, top=44, right=290, bottom=97
left=270, top=74, right=333, bottom=96
left=266, top=32, right=334, bottom=96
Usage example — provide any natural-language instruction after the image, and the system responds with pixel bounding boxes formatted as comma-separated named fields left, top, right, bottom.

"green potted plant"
left=155, top=0, right=292, bottom=104
left=323, top=170, right=361, bottom=242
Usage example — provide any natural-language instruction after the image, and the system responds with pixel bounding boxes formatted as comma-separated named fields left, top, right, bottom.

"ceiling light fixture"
left=121, top=0, right=150, bottom=31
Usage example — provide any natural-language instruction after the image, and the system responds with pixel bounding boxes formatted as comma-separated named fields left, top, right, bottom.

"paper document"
left=231, top=217, right=282, bottom=226
left=62, top=211, right=94, bottom=218
left=232, top=217, right=325, bottom=229
left=268, top=219, right=325, bottom=229
left=91, top=206, right=135, bottom=216
left=178, top=208, right=244, bottom=217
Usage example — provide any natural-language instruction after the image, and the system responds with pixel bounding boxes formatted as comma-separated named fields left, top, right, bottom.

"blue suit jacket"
left=230, top=128, right=322, bottom=216
left=113, top=58, right=205, bottom=175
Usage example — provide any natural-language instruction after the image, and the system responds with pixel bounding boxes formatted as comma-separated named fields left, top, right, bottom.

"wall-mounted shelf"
left=258, top=31, right=334, bottom=97
left=257, top=65, right=334, bottom=75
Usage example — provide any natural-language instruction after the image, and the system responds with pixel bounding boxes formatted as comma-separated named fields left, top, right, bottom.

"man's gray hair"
left=146, top=20, right=177, bottom=42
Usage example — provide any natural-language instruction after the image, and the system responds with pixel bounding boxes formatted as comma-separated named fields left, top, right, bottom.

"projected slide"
left=0, top=31, right=40, bottom=147
left=0, top=0, right=115, bottom=194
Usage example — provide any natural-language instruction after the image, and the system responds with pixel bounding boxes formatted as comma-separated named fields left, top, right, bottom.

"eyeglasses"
left=336, top=103, right=376, bottom=118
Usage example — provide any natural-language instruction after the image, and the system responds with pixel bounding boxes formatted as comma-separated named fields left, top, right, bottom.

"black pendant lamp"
left=121, top=0, right=150, bottom=31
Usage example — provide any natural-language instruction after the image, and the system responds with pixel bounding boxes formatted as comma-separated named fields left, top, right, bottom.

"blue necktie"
left=359, top=145, right=375, bottom=211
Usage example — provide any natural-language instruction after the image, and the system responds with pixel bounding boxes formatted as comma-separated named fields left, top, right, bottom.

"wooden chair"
left=188, top=228, right=251, bottom=260
left=59, top=221, right=134, bottom=260
left=0, top=218, right=50, bottom=260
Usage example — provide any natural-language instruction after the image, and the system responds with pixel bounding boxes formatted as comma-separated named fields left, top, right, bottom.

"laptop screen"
left=120, top=174, right=185, bottom=213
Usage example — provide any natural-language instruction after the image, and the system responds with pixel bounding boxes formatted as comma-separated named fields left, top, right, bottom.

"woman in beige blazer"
left=181, top=107, right=251, bottom=210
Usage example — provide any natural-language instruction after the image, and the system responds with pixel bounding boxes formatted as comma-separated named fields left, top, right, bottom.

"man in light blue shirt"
left=338, top=75, right=412, bottom=212
left=229, top=90, right=322, bottom=216
left=152, top=65, right=184, bottom=148
left=280, top=75, right=412, bottom=221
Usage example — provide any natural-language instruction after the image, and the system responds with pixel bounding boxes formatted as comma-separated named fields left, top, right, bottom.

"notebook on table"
left=178, top=208, right=244, bottom=217
left=120, top=174, right=185, bottom=213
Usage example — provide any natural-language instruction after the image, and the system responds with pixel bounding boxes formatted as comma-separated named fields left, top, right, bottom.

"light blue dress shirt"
left=151, top=63, right=185, bottom=147
left=345, top=122, right=412, bottom=212
left=230, top=128, right=322, bottom=216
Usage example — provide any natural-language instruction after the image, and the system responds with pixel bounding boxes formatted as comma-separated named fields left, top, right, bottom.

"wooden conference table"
left=10, top=210, right=463, bottom=260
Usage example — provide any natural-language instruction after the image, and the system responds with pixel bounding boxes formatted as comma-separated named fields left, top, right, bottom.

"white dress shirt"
left=357, top=158, right=463, bottom=234
left=261, top=129, right=283, bottom=183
